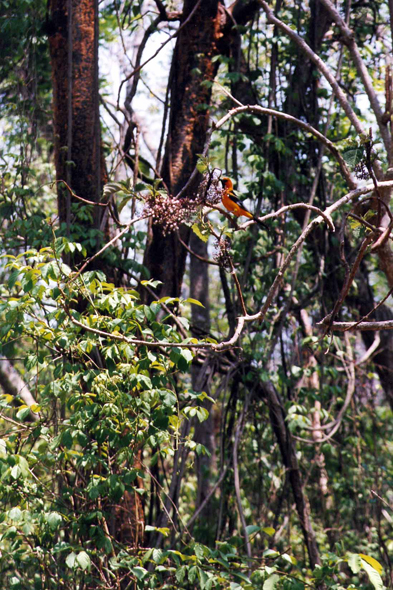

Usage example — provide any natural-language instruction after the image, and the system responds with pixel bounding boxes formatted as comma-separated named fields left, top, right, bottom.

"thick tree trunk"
left=48, top=0, right=103, bottom=231
left=143, top=0, right=223, bottom=299
left=48, top=0, right=143, bottom=564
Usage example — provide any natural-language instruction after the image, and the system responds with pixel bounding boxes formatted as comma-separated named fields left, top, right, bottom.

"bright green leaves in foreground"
left=0, top=240, right=215, bottom=588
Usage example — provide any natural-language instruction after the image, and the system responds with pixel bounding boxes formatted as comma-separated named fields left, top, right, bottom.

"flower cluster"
left=195, top=170, right=224, bottom=206
left=143, top=170, right=226, bottom=234
left=213, top=236, right=232, bottom=270
left=144, top=191, right=196, bottom=235
left=354, top=160, right=370, bottom=180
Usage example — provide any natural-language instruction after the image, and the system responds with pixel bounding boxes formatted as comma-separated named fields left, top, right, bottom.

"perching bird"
left=220, top=177, right=267, bottom=229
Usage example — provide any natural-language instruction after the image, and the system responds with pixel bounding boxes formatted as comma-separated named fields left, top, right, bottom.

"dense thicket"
left=1, top=0, right=393, bottom=589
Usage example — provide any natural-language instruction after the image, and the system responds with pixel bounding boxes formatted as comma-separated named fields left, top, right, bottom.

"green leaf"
left=196, top=159, right=208, bottom=173
left=9, top=507, right=22, bottom=521
left=192, top=223, right=210, bottom=243
left=245, top=525, right=260, bottom=535
left=194, top=543, right=205, bottom=559
left=342, top=147, right=364, bottom=168
left=176, top=566, right=187, bottom=583
left=263, top=549, right=279, bottom=558
left=348, top=553, right=362, bottom=574
left=76, top=551, right=91, bottom=571
left=8, top=268, right=20, bottom=290
left=281, top=553, right=297, bottom=565
left=262, top=526, right=276, bottom=537
left=360, top=558, right=384, bottom=590
left=47, top=512, right=63, bottom=530
left=16, top=405, right=31, bottom=421
left=263, top=574, right=280, bottom=590
left=152, top=548, right=163, bottom=563
left=11, top=465, right=21, bottom=480
left=0, top=439, right=7, bottom=458
left=132, top=566, right=148, bottom=581
left=66, top=552, right=77, bottom=569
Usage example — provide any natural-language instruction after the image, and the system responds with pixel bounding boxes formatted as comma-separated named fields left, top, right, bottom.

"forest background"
left=1, top=0, right=393, bottom=589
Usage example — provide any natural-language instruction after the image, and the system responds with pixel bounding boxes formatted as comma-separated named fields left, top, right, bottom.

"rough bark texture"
left=48, top=0, right=102, bottom=228
left=143, top=0, right=224, bottom=299
left=48, top=0, right=142, bottom=560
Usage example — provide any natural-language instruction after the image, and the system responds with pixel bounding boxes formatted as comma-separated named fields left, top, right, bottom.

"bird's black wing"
left=227, top=193, right=252, bottom=213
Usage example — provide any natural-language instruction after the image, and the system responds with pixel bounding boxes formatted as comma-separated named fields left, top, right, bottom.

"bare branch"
left=257, top=0, right=383, bottom=178
left=242, top=202, right=335, bottom=232
left=319, top=0, right=390, bottom=154
left=356, top=333, right=381, bottom=366
left=318, top=319, right=393, bottom=331
left=215, top=181, right=393, bottom=351
left=213, top=104, right=357, bottom=189
left=117, top=0, right=201, bottom=108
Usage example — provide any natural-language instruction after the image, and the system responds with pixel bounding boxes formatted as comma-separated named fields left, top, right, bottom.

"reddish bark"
left=48, top=0, right=103, bottom=229
left=48, top=0, right=141, bottom=560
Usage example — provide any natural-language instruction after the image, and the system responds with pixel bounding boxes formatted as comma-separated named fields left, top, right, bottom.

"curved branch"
left=241, top=202, right=335, bottom=232
left=117, top=0, right=202, bottom=108
left=214, top=181, right=393, bottom=351
left=176, top=231, right=219, bottom=265
left=319, top=0, right=390, bottom=154
left=213, top=104, right=357, bottom=189
left=257, top=0, right=383, bottom=178
left=124, top=16, right=162, bottom=113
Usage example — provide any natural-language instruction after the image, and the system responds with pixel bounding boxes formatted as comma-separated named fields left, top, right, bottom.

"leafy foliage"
left=1, top=0, right=393, bottom=589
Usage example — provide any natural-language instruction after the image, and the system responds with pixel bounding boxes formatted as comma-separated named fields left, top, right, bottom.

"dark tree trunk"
left=48, top=0, right=143, bottom=564
left=259, top=381, right=322, bottom=570
left=189, top=234, right=217, bottom=540
left=48, top=0, right=103, bottom=232
left=143, top=0, right=223, bottom=299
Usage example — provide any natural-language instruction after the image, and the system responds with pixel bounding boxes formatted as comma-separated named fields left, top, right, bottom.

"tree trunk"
left=48, top=0, right=143, bottom=562
left=259, top=380, right=321, bottom=569
left=143, top=0, right=223, bottom=299
left=48, top=0, right=103, bottom=232
left=189, top=234, right=217, bottom=540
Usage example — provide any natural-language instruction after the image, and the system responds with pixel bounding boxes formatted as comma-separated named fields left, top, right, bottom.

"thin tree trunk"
left=259, top=380, right=321, bottom=569
left=190, top=234, right=216, bottom=536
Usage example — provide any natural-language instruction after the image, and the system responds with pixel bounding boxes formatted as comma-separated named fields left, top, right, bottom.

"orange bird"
left=221, top=177, right=267, bottom=229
